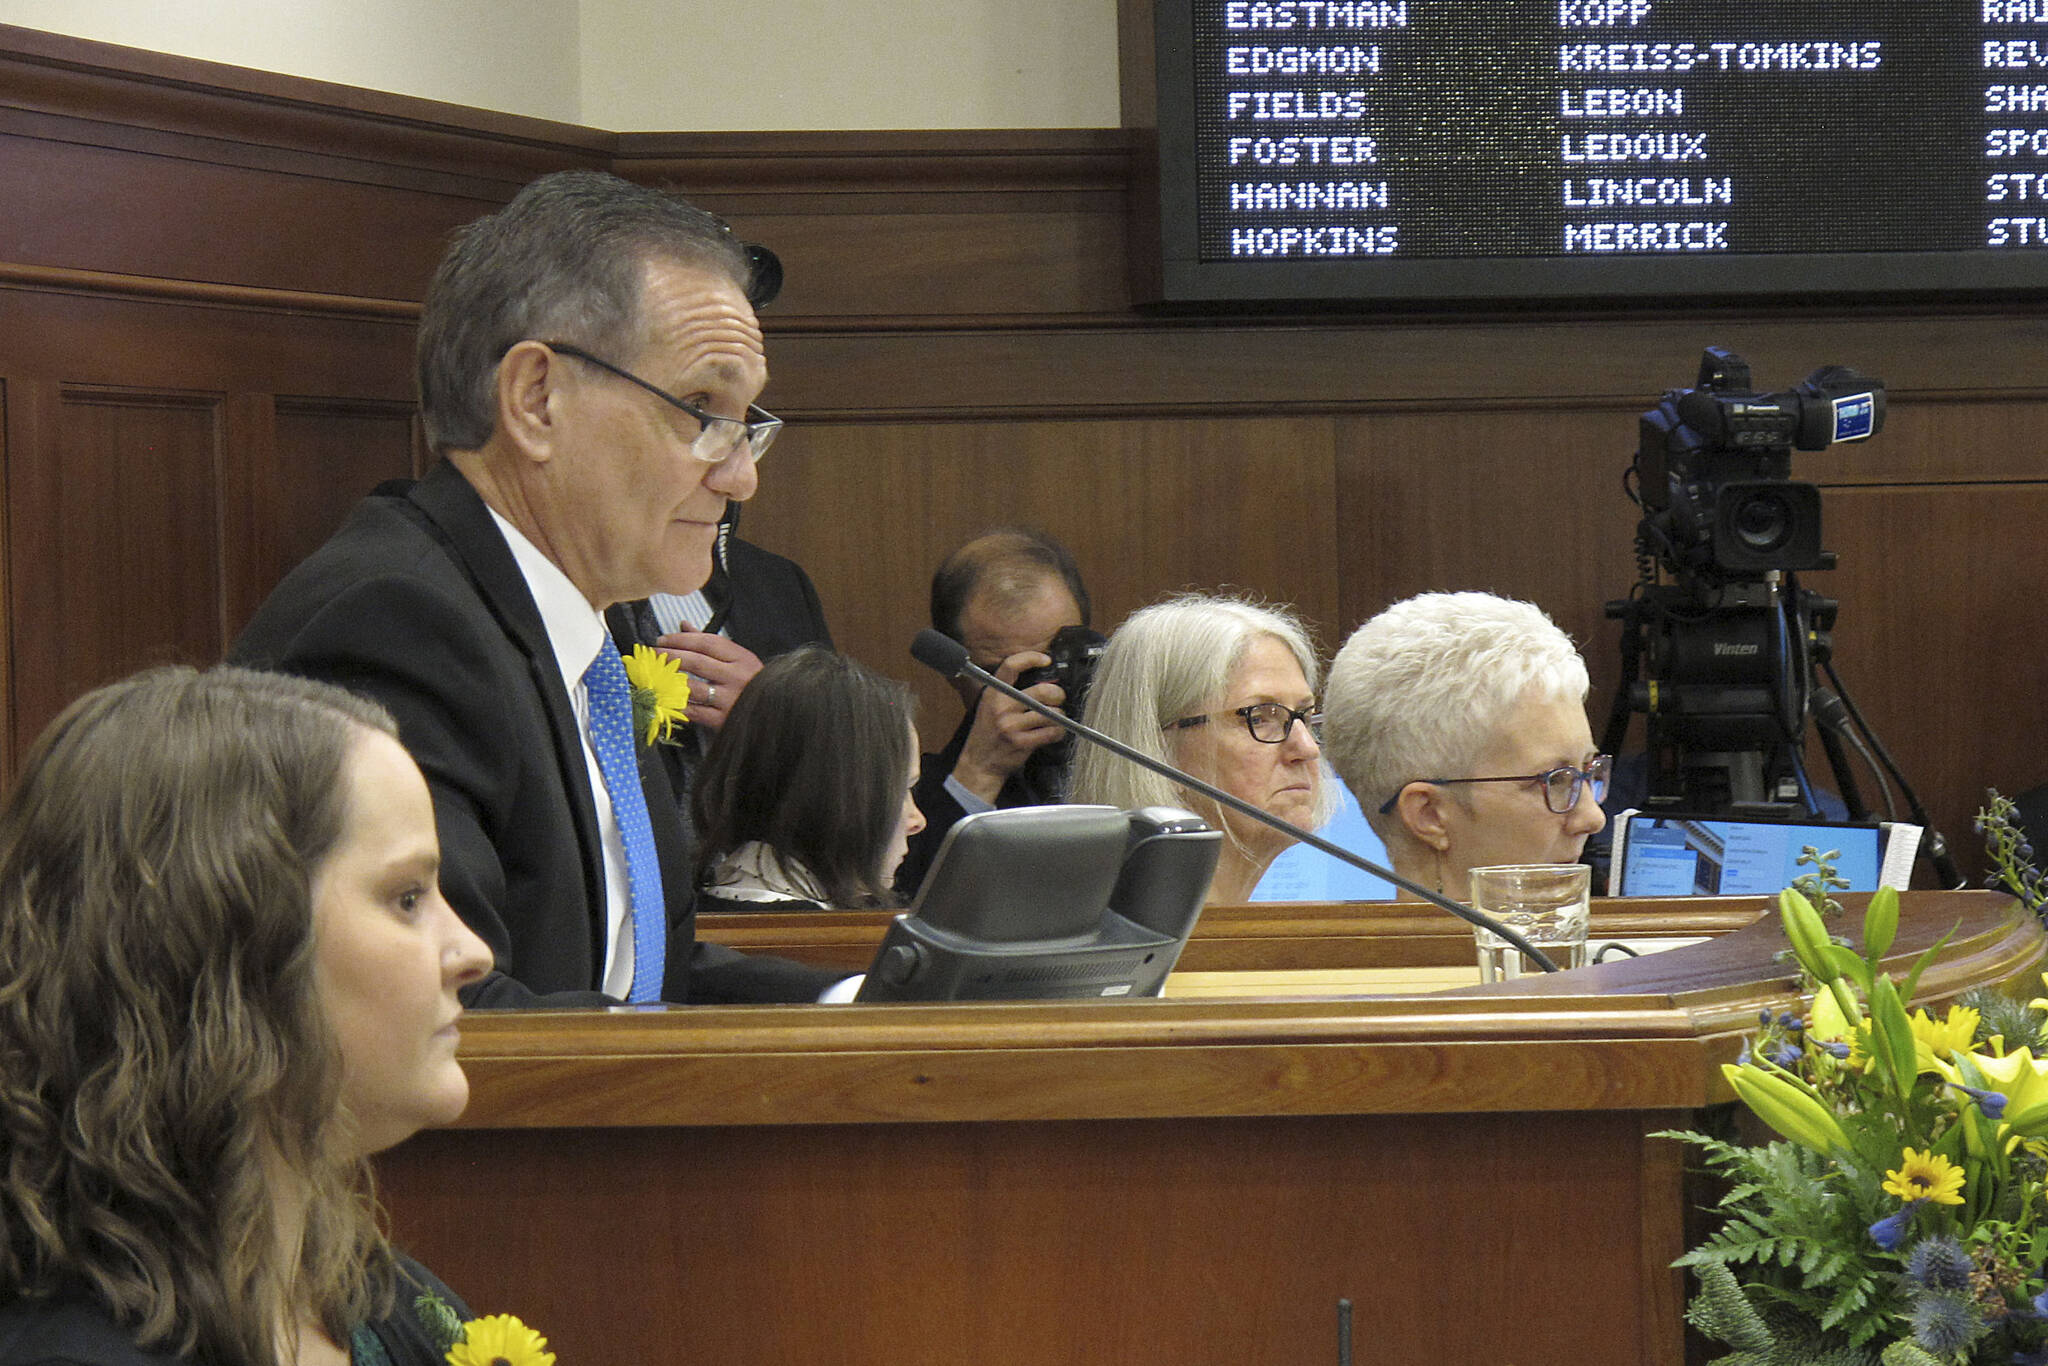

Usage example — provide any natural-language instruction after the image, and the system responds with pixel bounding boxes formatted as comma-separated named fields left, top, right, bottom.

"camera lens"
left=1729, top=487, right=1794, bottom=553
left=1710, top=481, right=1823, bottom=573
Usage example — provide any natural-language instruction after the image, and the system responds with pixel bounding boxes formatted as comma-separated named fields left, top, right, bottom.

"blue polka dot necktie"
left=583, top=637, right=667, bottom=1003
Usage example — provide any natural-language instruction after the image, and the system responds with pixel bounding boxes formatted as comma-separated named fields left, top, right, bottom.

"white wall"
left=0, top=0, right=1121, bottom=130
left=0, top=0, right=584, bottom=123
left=577, top=0, right=1119, bottom=131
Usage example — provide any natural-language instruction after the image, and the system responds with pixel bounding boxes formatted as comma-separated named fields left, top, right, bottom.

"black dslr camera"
left=1013, top=625, right=1107, bottom=722
left=1635, top=347, right=1884, bottom=584
left=1011, top=625, right=1106, bottom=801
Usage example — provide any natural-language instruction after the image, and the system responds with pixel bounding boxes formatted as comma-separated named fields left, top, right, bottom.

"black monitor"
left=855, top=806, right=1221, bottom=1003
left=1136, top=0, right=2048, bottom=305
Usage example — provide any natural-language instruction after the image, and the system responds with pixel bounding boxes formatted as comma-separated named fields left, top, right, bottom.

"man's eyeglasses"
left=1166, top=703, right=1322, bottom=746
left=541, top=341, right=782, bottom=464
left=1377, top=754, right=1612, bottom=816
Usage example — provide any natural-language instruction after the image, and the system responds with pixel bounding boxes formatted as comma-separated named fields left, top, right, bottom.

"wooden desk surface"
left=692, top=892, right=1768, bottom=973
left=448, top=892, right=2030, bottom=1129
left=1161, top=965, right=1485, bottom=996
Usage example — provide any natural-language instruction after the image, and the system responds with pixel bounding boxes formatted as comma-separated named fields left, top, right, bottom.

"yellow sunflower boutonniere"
left=621, top=644, right=691, bottom=746
left=445, top=1313, right=557, bottom=1366
left=413, top=1294, right=557, bottom=1366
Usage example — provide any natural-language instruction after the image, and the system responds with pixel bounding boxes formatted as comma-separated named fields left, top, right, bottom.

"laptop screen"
left=1608, top=811, right=1919, bottom=897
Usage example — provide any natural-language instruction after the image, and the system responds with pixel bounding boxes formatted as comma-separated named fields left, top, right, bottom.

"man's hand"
left=656, top=631, right=764, bottom=731
left=951, top=651, right=1067, bottom=804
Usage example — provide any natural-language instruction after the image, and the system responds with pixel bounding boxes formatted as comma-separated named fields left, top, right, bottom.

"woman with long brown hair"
left=693, top=647, right=925, bottom=911
left=0, top=666, right=493, bottom=1365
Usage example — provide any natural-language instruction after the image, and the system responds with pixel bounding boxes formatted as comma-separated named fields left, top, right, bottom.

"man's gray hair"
left=1070, top=593, right=1333, bottom=827
left=416, top=170, right=751, bottom=454
left=1322, top=591, right=1590, bottom=835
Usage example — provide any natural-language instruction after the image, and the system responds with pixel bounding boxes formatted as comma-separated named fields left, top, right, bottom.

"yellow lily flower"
left=1810, top=988, right=1852, bottom=1041
left=1722, top=1063, right=1848, bottom=1154
left=1808, top=989, right=1869, bottom=1069
left=1908, top=1005, right=1982, bottom=1071
left=1945, top=1047, right=2048, bottom=1137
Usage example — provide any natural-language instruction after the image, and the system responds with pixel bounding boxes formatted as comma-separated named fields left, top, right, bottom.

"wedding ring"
left=705, top=682, right=717, bottom=706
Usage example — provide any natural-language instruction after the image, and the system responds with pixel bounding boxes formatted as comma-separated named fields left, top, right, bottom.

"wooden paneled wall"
left=1, top=25, right=2041, bottom=879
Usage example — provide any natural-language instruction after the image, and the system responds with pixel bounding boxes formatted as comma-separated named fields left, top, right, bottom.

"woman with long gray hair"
left=1070, top=594, right=1330, bottom=904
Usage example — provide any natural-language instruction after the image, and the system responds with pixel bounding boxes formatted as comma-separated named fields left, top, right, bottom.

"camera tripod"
left=1599, top=570, right=1961, bottom=886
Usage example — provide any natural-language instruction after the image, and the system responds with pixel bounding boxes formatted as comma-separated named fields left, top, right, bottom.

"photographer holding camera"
left=897, top=528, right=1101, bottom=897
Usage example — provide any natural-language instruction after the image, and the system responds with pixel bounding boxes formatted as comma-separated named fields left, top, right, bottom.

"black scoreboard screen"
left=1144, top=0, right=2048, bottom=303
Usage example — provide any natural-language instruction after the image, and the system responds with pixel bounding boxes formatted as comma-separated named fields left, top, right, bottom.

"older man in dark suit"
left=233, top=170, right=845, bottom=1008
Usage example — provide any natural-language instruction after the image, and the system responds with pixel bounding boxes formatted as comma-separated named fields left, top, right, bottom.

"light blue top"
left=1249, top=781, right=1398, bottom=902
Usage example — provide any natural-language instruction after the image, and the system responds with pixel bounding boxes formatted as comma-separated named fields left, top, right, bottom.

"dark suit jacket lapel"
left=408, top=461, right=610, bottom=959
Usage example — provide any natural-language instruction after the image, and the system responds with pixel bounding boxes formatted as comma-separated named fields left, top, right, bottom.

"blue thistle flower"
left=1777, top=1011, right=1799, bottom=1029
left=1819, top=1041, right=1851, bottom=1059
left=1871, top=1205, right=1917, bottom=1250
left=1948, top=1082, right=2010, bottom=1120
left=1909, top=1291, right=1982, bottom=1356
left=1770, top=1043, right=1803, bottom=1066
left=1759, top=1009, right=1773, bottom=1025
left=1903, top=1236, right=1974, bottom=1292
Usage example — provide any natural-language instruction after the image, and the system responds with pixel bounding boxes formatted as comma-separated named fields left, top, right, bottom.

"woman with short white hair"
left=1070, top=593, right=1331, bottom=904
left=1321, top=591, right=1608, bottom=903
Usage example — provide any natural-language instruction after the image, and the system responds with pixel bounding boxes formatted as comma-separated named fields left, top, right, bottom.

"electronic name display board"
left=1145, top=0, right=2048, bottom=303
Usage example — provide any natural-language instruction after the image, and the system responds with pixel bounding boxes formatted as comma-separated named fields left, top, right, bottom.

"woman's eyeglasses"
left=1166, top=703, right=1322, bottom=746
left=1377, top=754, right=1612, bottom=815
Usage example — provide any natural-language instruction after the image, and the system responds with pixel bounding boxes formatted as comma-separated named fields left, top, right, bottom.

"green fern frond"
left=1817, top=1273, right=1879, bottom=1332
left=1875, top=1341, right=1944, bottom=1366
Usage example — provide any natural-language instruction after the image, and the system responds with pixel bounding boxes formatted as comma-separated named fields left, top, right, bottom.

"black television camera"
left=1634, top=347, right=1883, bottom=585
left=1605, top=349, right=1882, bottom=815
left=1601, top=349, right=1960, bottom=883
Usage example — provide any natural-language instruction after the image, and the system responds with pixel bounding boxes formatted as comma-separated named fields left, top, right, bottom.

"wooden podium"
left=375, top=893, right=2041, bottom=1365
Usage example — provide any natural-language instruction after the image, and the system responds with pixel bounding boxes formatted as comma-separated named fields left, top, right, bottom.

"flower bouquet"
left=1668, top=883, right=2048, bottom=1365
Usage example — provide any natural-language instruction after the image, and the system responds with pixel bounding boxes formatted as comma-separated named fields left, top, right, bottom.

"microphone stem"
left=956, top=659, right=1562, bottom=973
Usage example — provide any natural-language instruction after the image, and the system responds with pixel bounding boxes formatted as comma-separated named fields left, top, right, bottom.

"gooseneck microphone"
left=910, top=629, right=1562, bottom=972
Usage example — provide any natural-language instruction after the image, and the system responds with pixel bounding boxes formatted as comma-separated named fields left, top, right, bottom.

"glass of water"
left=1468, top=863, right=1592, bottom=982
